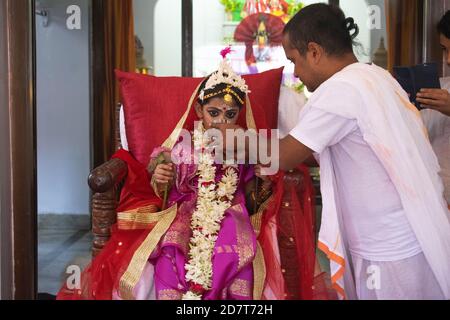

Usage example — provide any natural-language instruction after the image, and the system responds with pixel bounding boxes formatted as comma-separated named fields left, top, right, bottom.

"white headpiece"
left=198, top=57, right=251, bottom=103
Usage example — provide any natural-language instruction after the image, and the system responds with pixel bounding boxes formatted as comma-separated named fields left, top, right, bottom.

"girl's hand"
left=153, top=163, right=175, bottom=185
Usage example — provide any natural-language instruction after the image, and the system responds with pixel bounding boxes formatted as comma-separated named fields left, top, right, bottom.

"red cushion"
left=116, top=68, right=283, bottom=166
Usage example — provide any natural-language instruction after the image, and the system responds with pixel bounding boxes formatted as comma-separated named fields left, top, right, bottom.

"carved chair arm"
left=89, top=158, right=127, bottom=257
left=88, top=158, right=128, bottom=193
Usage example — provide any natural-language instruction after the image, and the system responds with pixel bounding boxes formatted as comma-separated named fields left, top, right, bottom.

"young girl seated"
left=140, top=57, right=273, bottom=300
left=57, top=55, right=273, bottom=300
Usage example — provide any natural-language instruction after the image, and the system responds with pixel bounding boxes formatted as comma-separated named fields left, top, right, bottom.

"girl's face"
left=195, top=96, right=241, bottom=129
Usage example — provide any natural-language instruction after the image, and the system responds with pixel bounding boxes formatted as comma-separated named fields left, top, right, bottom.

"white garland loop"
left=182, top=125, right=239, bottom=300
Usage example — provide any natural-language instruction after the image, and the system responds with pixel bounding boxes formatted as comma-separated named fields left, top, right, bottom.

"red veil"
left=258, top=166, right=336, bottom=300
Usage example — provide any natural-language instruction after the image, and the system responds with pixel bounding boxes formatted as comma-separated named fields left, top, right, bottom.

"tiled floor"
left=38, top=228, right=92, bottom=295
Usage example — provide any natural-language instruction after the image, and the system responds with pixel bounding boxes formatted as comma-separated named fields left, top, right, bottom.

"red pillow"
left=116, top=68, right=283, bottom=166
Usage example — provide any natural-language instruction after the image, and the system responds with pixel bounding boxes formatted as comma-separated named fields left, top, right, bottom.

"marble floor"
left=38, top=227, right=92, bottom=296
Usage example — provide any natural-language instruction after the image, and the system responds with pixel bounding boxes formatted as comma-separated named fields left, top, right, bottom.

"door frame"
left=0, top=0, right=37, bottom=300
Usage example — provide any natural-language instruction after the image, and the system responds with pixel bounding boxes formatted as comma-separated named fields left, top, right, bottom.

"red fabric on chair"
left=115, top=68, right=283, bottom=166
left=240, top=68, right=283, bottom=130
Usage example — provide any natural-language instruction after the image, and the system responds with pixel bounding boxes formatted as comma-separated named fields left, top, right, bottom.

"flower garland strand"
left=182, top=124, right=239, bottom=300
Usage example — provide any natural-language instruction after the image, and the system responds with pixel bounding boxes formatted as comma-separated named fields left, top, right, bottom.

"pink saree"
left=150, top=140, right=258, bottom=300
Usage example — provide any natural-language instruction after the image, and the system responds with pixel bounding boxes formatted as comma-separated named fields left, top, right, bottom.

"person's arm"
left=212, top=103, right=355, bottom=172
left=278, top=135, right=314, bottom=171
left=210, top=124, right=313, bottom=172
left=416, top=88, right=450, bottom=117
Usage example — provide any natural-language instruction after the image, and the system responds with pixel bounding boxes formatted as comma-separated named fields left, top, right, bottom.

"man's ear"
left=194, top=102, right=203, bottom=118
left=307, top=42, right=323, bottom=65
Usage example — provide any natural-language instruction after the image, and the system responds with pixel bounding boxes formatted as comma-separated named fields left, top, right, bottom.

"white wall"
left=193, top=0, right=225, bottom=49
left=134, top=0, right=182, bottom=76
left=134, top=0, right=158, bottom=72
left=154, top=0, right=182, bottom=76
left=36, top=0, right=91, bottom=215
left=192, top=0, right=226, bottom=76
left=340, top=0, right=387, bottom=63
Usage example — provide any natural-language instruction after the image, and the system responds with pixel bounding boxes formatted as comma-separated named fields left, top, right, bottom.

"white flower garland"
left=182, top=125, right=239, bottom=300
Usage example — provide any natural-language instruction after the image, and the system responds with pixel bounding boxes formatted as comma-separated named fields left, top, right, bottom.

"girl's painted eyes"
left=225, top=111, right=237, bottom=119
left=207, top=107, right=238, bottom=119
left=208, top=110, right=219, bottom=117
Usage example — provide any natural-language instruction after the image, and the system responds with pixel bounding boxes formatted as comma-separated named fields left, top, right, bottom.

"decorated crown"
left=198, top=47, right=251, bottom=103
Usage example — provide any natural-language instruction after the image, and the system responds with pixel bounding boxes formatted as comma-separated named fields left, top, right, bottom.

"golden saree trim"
left=118, top=204, right=178, bottom=300
left=160, top=203, right=192, bottom=255
left=232, top=204, right=255, bottom=270
left=250, top=195, right=272, bottom=299
left=158, top=289, right=183, bottom=300
left=250, top=195, right=274, bottom=237
left=253, top=242, right=266, bottom=300
left=229, top=278, right=252, bottom=297
left=245, top=96, right=257, bottom=130
left=250, top=211, right=263, bottom=237
left=118, top=206, right=163, bottom=222
left=117, top=205, right=161, bottom=230
left=117, top=221, right=155, bottom=230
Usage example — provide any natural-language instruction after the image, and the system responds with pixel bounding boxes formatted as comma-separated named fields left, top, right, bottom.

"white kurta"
left=289, top=63, right=450, bottom=300
left=291, top=106, right=423, bottom=262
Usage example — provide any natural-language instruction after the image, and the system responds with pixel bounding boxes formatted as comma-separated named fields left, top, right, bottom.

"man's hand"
left=416, top=89, right=450, bottom=117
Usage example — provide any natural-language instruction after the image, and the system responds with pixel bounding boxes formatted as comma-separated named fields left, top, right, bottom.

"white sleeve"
left=289, top=107, right=357, bottom=153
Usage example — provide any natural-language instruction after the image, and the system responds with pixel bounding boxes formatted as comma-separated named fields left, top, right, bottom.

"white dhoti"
left=351, top=253, right=444, bottom=300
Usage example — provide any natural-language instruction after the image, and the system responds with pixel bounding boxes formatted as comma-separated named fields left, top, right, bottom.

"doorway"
left=35, top=0, right=93, bottom=297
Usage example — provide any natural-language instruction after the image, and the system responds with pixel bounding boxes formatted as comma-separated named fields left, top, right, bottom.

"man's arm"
left=235, top=129, right=314, bottom=171
left=210, top=124, right=314, bottom=171
left=278, top=135, right=314, bottom=171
